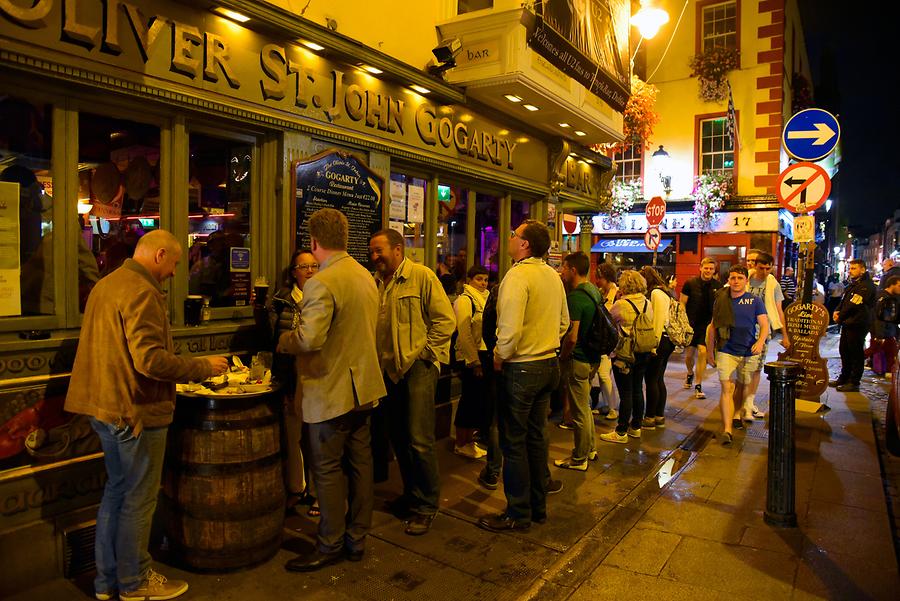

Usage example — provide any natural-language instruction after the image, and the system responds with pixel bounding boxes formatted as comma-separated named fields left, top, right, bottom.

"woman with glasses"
left=269, top=249, right=320, bottom=516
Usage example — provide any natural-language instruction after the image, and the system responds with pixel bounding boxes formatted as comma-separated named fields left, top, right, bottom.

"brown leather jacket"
left=65, top=259, right=213, bottom=435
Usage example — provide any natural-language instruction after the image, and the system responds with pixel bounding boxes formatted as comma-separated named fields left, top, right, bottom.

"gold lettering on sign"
left=260, top=43, right=287, bottom=100
left=123, top=2, right=166, bottom=62
left=287, top=59, right=312, bottom=109
left=171, top=21, right=201, bottom=78
left=62, top=0, right=99, bottom=48
left=203, top=32, right=239, bottom=88
left=102, top=0, right=123, bottom=54
left=344, top=84, right=365, bottom=121
left=415, top=104, right=436, bottom=146
left=0, top=0, right=52, bottom=29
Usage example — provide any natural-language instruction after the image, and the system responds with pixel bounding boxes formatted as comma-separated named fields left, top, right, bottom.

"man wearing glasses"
left=478, top=221, right=569, bottom=532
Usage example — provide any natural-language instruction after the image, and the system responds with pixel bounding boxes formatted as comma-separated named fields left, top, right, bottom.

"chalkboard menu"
left=294, top=151, right=383, bottom=265
left=780, top=301, right=829, bottom=401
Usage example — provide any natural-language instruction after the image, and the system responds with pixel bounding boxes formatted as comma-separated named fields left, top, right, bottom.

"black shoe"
left=344, top=547, right=364, bottom=562
left=532, top=513, right=547, bottom=525
left=478, top=513, right=531, bottom=532
left=404, top=513, right=435, bottom=536
left=285, top=549, right=343, bottom=572
left=828, top=379, right=846, bottom=388
left=731, top=418, right=745, bottom=430
left=721, top=432, right=733, bottom=447
left=385, top=496, right=413, bottom=519
left=835, top=382, right=860, bottom=392
left=478, top=469, right=500, bottom=490
left=546, top=478, right=564, bottom=494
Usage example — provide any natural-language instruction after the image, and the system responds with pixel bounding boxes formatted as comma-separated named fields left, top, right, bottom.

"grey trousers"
left=308, top=409, right=374, bottom=553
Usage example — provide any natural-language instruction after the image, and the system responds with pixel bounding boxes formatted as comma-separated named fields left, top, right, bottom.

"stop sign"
left=645, top=196, right=666, bottom=226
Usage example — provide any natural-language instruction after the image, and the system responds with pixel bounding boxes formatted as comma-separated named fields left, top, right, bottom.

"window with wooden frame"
left=699, top=1, right=738, bottom=52
left=612, top=145, right=643, bottom=184
left=698, top=116, right=734, bottom=176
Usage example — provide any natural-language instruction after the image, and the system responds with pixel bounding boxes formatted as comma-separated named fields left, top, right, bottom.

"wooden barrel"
left=162, top=393, right=284, bottom=571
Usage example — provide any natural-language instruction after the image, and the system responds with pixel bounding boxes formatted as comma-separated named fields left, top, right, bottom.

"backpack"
left=481, top=286, right=500, bottom=351
left=450, top=293, right=478, bottom=367
left=614, top=298, right=660, bottom=363
left=665, top=297, right=694, bottom=346
left=876, top=293, right=900, bottom=324
left=575, top=288, right=619, bottom=358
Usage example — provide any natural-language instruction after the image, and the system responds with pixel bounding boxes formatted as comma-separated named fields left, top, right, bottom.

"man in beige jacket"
left=66, top=230, right=228, bottom=601
left=279, top=209, right=386, bottom=572
left=369, top=228, right=455, bottom=536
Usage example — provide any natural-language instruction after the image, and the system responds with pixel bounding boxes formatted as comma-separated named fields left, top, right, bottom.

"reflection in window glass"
left=0, top=97, right=56, bottom=316
left=437, top=183, right=468, bottom=296
left=187, top=134, right=252, bottom=307
left=473, top=193, right=499, bottom=284
left=388, top=173, right=426, bottom=261
left=79, top=113, right=161, bottom=312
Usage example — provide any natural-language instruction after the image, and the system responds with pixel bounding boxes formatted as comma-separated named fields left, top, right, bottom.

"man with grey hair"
left=369, top=228, right=455, bottom=536
left=280, top=208, right=386, bottom=571
left=66, top=229, right=229, bottom=601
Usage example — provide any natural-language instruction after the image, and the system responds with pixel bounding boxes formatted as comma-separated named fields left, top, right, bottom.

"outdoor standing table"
left=161, top=382, right=284, bottom=571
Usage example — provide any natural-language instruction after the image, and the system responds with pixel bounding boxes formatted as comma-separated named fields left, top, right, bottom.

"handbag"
left=25, top=414, right=101, bottom=461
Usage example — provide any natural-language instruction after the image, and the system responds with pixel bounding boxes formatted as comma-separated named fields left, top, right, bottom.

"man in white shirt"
left=478, top=220, right=569, bottom=533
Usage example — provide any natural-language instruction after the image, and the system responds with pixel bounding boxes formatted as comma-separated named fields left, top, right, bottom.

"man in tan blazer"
left=278, top=208, right=386, bottom=572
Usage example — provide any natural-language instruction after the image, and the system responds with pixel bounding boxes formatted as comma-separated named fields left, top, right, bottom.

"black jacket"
left=837, top=271, right=877, bottom=329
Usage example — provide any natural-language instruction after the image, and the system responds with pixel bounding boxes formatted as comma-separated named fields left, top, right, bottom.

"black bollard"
left=763, top=360, right=802, bottom=527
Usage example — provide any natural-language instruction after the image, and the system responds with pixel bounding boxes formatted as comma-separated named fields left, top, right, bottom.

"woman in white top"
left=640, top=266, right=675, bottom=429
left=453, top=265, right=491, bottom=459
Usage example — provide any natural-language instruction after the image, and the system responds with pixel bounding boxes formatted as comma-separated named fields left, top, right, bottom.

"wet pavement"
left=12, top=334, right=900, bottom=600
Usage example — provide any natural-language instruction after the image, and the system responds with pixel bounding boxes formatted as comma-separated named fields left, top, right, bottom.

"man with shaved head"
left=66, top=229, right=229, bottom=601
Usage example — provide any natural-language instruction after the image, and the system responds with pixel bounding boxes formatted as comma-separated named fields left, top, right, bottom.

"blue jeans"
left=498, top=358, right=559, bottom=521
left=90, top=417, right=168, bottom=595
left=384, top=360, right=441, bottom=515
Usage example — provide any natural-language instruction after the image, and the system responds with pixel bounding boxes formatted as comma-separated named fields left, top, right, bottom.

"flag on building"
left=726, top=80, right=740, bottom=151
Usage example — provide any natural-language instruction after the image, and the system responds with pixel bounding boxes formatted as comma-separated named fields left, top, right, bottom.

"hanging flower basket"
left=689, top=46, right=740, bottom=102
left=690, top=173, right=732, bottom=231
left=607, top=179, right=642, bottom=228
left=592, top=75, right=660, bottom=155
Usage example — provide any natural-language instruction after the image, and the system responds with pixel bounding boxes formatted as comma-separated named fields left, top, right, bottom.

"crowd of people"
left=61, top=210, right=900, bottom=600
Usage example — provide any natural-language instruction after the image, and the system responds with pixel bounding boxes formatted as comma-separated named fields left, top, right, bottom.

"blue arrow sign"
left=782, top=108, right=840, bottom=161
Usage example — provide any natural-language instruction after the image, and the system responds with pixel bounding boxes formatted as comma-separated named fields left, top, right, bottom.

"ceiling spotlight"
left=300, top=40, right=325, bottom=51
left=504, top=94, right=523, bottom=103
left=361, top=65, right=383, bottom=74
left=410, top=85, right=431, bottom=94
left=574, top=130, right=587, bottom=136
left=559, top=122, right=571, bottom=128
left=523, top=104, right=540, bottom=111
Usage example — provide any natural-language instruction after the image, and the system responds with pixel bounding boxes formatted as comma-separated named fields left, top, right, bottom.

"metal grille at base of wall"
left=64, top=522, right=96, bottom=578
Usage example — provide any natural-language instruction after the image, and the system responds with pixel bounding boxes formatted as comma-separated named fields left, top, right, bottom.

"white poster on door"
left=389, top=180, right=406, bottom=220
left=407, top=183, right=425, bottom=224
left=0, top=182, right=22, bottom=317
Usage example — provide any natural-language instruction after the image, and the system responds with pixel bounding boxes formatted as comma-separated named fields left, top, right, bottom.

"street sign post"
left=776, top=162, right=831, bottom=213
left=782, top=108, right=840, bottom=162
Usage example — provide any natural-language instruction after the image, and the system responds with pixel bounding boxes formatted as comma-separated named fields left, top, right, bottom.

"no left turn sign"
left=776, top=162, right=831, bottom=213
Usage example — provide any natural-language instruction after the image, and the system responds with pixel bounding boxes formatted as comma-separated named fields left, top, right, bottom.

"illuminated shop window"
left=701, top=1, right=737, bottom=51
left=699, top=117, right=734, bottom=176
left=187, top=134, right=252, bottom=307
left=78, top=113, right=162, bottom=313
left=0, top=96, right=54, bottom=317
left=612, top=145, right=643, bottom=184
left=473, top=192, right=500, bottom=285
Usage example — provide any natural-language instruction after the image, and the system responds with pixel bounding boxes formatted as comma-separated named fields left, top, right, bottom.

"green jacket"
left=377, top=259, right=456, bottom=382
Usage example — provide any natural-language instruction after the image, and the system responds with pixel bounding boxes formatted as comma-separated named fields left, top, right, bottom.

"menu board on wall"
left=0, top=182, right=22, bottom=317
left=294, top=151, right=384, bottom=266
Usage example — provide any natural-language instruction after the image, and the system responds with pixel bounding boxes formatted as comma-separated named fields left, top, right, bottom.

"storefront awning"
left=591, top=238, right=673, bottom=253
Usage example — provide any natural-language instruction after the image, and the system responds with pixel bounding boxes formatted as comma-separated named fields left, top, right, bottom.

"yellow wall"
left=642, top=0, right=809, bottom=199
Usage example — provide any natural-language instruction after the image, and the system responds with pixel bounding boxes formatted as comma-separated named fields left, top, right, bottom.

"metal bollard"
left=763, top=360, right=802, bottom=527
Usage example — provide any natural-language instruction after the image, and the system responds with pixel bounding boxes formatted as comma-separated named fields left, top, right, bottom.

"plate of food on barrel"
left=177, top=354, right=276, bottom=397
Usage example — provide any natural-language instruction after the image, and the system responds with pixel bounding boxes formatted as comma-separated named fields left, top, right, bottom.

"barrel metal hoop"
left=167, top=450, right=282, bottom=476
left=163, top=494, right=285, bottom=521
left=178, top=414, right=280, bottom=432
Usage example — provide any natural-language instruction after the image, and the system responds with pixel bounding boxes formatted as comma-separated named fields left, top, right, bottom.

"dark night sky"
left=797, top=1, right=899, bottom=233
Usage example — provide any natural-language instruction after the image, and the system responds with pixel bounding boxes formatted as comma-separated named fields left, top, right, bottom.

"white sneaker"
left=95, top=593, right=115, bottom=601
left=120, top=569, right=188, bottom=601
left=605, top=409, right=618, bottom=420
left=454, top=443, right=486, bottom=459
left=694, top=385, right=706, bottom=399
left=600, top=431, right=628, bottom=444
left=751, top=405, right=765, bottom=418
left=626, top=427, right=641, bottom=438
left=554, top=457, right=588, bottom=471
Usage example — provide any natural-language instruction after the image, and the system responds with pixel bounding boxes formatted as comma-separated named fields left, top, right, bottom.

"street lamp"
left=652, top=145, right=672, bottom=197
left=630, top=0, right=670, bottom=69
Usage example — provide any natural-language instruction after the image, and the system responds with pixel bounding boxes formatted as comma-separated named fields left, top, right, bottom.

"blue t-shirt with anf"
left=721, top=292, right=766, bottom=357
